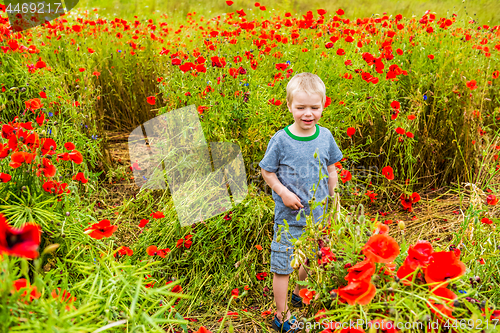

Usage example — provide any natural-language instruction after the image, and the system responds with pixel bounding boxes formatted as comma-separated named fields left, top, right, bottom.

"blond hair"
left=286, top=72, right=326, bottom=107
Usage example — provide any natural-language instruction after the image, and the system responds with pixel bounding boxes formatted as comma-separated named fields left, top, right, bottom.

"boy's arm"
left=327, top=164, right=341, bottom=221
left=260, top=168, right=289, bottom=197
left=261, top=168, right=304, bottom=210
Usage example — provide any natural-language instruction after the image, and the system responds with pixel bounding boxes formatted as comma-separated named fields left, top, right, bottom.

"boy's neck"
left=289, top=122, right=317, bottom=137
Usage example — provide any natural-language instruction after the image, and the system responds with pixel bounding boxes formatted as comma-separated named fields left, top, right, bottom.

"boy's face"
left=287, top=90, right=323, bottom=132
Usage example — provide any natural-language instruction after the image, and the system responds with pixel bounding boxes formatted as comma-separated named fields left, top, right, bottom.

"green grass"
left=77, top=0, right=500, bottom=25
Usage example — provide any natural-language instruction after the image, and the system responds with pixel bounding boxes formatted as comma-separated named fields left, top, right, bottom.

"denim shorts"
left=270, top=223, right=306, bottom=275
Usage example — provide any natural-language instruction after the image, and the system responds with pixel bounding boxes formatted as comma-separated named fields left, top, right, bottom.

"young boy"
left=259, top=72, right=343, bottom=332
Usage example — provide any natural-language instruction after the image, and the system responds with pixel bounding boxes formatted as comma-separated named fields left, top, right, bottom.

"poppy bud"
left=398, top=220, right=406, bottom=230
left=329, top=290, right=337, bottom=299
left=66, top=212, right=70, bottom=216
left=290, top=256, right=301, bottom=269
left=21, top=186, right=26, bottom=191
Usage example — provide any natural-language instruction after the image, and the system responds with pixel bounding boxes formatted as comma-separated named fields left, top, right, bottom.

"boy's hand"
left=281, top=190, right=304, bottom=210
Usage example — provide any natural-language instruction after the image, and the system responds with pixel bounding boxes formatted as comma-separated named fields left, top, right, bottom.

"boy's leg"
left=273, top=272, right=292, bottom=322
left=293, top=264, right=308, bottom=296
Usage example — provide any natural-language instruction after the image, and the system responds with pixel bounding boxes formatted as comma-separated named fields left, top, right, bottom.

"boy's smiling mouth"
left=301, top=119, right=314, bottom=124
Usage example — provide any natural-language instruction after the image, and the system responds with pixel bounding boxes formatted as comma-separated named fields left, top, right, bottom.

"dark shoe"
left=271, top=314, right=300, bottom=333
left=291, top=292, right=304, bottom=308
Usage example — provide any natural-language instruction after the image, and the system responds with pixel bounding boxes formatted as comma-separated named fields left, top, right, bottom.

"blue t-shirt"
left=259, top=124, right=343, bottom=226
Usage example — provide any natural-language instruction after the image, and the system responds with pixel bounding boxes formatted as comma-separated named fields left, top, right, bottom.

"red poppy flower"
left=184, top=234, right=193, bottom=249
left=69, top=150, right=83, bottom=164
left=39, top=91, right=47, bottom=98
left=146, top=96, right=156, bottom=105
left=381, top=166, right=394, bottom=180
left=428, top=288, right=457, bottom=320
left=139, top=219, right=149, bottom=228
left=424, top=251, right=466, bottom=287
left=25, top=98, right=43, bottom=112
left=482, top=308, right=500, bottom=321
left=362, top=234, right=400, bottom=263
left=56, top=152, right=70, bottom=162
left=147, top=245, right=158, bottom=256
left=481, top=217, right=493, bottom=225
left=176, top=238, right=184, bottom=248
left=25, top=133, right=40, bottom=151
left=10, top=151, right=35, bottom=168
left=493, top=70, right=500, bottom=79
left=36, top=112, right=45, bottom=127
left=52, top=287, right=77, bottom=304
left=396, top=262, right=418, bottom=286
left=346, top=127, right=355, bottom=137
left=345, top=259, right=375, bottom=282
left=0, top=214, right=41, bottom=259
left=150, top=211, right=165, bottom=219
left=64, top=142, right=76, bottom=150
left=324, top=96, right=332, bottom=108
left=299, top=288, right=316, bottom=304
left=194, top=327, right=212, bottom=333
left=231, top=288, right=239, bottom=298
left=405, top=240, right=434, bottom=269
left=337, top=48, right=346, bottom=56
left=0, top=173, right=12, bottom=183
left=395, top=127, right=406, bottom=135
left=365, top=190, right=378, bottom=203
left=72, top=172, right=88, bottom=184
left=400, top=192, right=421, bottom=212
left=466, top=80, right=478, bottom=90
left=115, top=246, right=133, bottom=257
left=336, top=8, right=344, bottom=15
left=335, top=279, right=376, bottom=305
left=318, top=247, right=336, bottom=266
left=340, top=169, right=352, bottom=183
left=486, top=194, right=498, bottom=205
left=391, top=101, right=401, bottom=110
left=148, top=245, right=170, bottom=258
left=373, top=222, right=388, bottom=234
left=84, top=219, right=118, bottom=240
left=13, top=279, right=42, bottom=301
left=36, top=158, right=56, bottom=178
left=256, top=272, right=268, bottom=280
left=41, top=138, right=57, bottom=156
left=225, top=0, right=233, bottom=5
